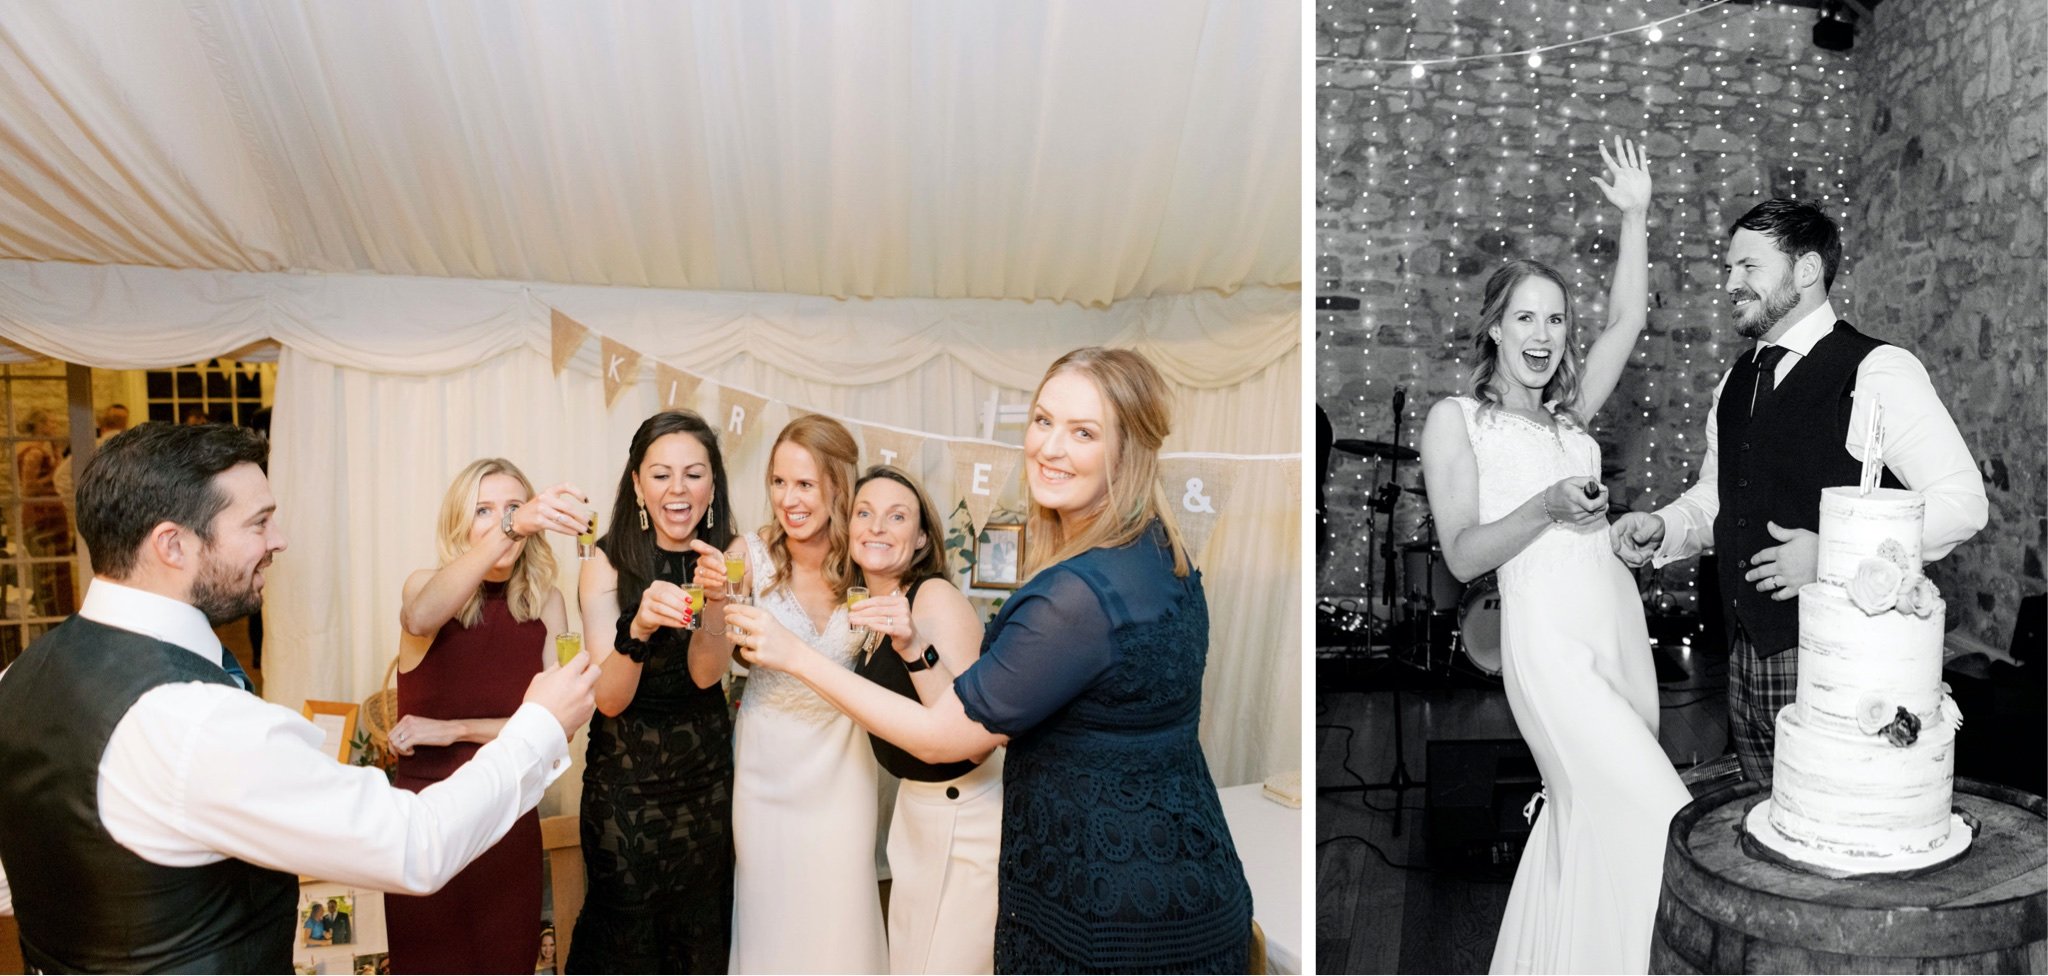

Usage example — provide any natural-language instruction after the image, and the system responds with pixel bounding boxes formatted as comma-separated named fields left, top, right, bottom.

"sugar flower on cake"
left=1881, top=706, right=1922, bottom=748
left=1895, top=575, right=1943, bottom=619
left=1847, top=557, right=1904, bottom=614
left=1875, top=538, right=1915, bottom=575
left=1938, top=681, right=1964, bottom=731
left=1854, top=695, right=1892, bottom=735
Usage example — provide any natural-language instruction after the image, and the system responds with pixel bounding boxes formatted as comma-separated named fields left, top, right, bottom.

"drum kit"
left=1325, top=432, right=1502, bottom=683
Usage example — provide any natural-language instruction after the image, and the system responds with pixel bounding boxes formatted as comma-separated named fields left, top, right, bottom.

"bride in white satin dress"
left=726, top=415, right=887, bottom=974
left=1419, top=139, right=1690, bottom=974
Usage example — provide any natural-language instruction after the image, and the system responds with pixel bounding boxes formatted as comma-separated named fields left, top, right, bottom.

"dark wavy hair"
left=851, top=465, right=950, bottom=588
left=597, top=411, right=735, bottom=609
left=1731, top=198, right=1842, bottom=292
left=1467, top=259, right=1585, bottom=429
left=76, top=423, right=269, bottom=578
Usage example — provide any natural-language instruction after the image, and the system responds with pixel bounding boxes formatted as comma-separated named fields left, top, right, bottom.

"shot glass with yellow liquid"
left=576, top=512, right=599, bottom=560
left=845, top=586, right=870, bottom=638
left=725, top=554, right=748, bottom=607
left=684, top=584, right=706, bottom=631
left=554, top=632, right=582, bottom=666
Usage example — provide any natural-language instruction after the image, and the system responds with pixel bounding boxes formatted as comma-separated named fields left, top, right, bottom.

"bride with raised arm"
left=1417, top=137, right=1691, bottom=974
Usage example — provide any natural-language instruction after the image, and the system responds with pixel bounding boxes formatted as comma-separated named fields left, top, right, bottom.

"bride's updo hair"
left=1467, top=259, right=1586, bottom=429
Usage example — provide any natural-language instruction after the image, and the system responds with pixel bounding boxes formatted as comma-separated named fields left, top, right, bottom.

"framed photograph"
left=971, top=523, right=1024, bottom=590
left=301, top=701, right=359, bottom=764
left=293, top=880, right=386, bottom=974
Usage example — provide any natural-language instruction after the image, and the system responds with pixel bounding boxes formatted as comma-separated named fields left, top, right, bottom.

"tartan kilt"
left=1728, top=630, right=1799, bottom=786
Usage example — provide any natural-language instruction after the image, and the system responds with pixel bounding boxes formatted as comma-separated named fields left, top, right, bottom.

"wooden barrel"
left=1651, top=778, right=2047, bottom=973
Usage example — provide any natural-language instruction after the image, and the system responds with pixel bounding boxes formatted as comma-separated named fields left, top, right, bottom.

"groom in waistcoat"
left=1612, top=199, right=1986, bottom=785
left=0, top=422, right=599, bottom=973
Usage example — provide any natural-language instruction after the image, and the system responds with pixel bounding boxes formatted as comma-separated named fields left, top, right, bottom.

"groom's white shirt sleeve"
left=1651, top=301, right=1986, bottom=566
left=0, top=578, right=572, bottom=915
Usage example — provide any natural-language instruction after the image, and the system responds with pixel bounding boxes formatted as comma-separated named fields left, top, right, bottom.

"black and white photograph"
left=1316, top=0, right=2044, bottom=972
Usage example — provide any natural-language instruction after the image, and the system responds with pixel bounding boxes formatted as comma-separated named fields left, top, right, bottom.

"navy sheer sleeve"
left=953, top=568, right=1116, bottom=737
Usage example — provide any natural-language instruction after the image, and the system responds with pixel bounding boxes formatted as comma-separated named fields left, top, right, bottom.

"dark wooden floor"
left=1315, top=637, right=1730, bottom=974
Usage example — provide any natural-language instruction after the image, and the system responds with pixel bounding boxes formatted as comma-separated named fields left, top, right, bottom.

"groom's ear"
left=1795, top=251, right=1824, bottom=290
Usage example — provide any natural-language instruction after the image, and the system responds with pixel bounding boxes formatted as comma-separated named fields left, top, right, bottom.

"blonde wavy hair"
left=1022, top=347, right=1191, bottom=580
left=758, top=414, right=860, bottom=599
left=436, top=458, right=555, bottom=628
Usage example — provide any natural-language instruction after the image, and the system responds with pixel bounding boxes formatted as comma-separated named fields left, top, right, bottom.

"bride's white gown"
left=728, top=533, right=887, bottom=974
left=1451, top=397, right=1691, bottom=975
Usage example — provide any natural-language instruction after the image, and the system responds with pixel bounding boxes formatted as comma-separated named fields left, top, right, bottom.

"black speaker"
left=1425, top=737, right=1541, bottom=877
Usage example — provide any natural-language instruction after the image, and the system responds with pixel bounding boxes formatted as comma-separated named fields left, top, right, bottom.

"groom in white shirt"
left=0, top=422, right=600, bottom=973
left=1612, top=198, right=1987, bottom=785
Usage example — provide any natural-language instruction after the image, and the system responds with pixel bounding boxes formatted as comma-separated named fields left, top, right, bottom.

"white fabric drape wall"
left=0, top=264, right=1300, bottom=786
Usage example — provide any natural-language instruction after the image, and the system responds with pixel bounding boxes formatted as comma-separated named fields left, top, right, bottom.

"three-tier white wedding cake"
left=1744, top=486, right=1973, bottom=875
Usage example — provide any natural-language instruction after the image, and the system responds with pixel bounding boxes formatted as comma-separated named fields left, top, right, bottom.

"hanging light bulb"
left=1411, top=62, right=1426, bottom=79
left=1527, top=52, right=1543, bottom=68
left=1647, top=26, right=1664, bottom=42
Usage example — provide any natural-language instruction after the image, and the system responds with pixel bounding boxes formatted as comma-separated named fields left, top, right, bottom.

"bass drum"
left=1456, top=574, right=1503, bottom=677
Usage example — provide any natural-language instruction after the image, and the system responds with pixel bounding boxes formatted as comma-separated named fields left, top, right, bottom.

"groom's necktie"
left=219, top=648, right=252, bottom=692
left=1749, top=344, right=1789, bottom=416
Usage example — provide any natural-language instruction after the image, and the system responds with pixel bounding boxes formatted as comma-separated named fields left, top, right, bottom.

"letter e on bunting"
left=717, top=385, right=770, bottom=447
left=599, top=337, right=642, bottom=408
left=655, top=362, right=702, bottom=411
left=549, top=308, right=591, bottom=376
left=949, top=441, right=1021, bottom=531
left=1158, top=456, right=1238, bottom=560
left=861, top=425, right=926, bottom=476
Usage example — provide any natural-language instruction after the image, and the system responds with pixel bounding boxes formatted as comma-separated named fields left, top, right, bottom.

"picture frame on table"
left=971, top=523, right=1024, bottom=590
left=301, top=701, right=359, bottom=764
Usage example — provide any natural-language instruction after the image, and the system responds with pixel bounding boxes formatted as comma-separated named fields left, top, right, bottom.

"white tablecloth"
left=1220, top=782, right=1302, bottom=974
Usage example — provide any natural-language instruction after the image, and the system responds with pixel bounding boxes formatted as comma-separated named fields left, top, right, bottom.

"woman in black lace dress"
left=729, top=348, right=1252, bottom=973
left=568, top=411, right=740, bottom=974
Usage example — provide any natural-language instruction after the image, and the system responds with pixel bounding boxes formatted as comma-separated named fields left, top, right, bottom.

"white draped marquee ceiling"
left=0, top=0, right=1299, bottom=304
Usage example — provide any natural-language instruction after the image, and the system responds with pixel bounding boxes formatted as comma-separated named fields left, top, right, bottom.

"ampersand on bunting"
left=1182, top=478, right=1217, bottom=514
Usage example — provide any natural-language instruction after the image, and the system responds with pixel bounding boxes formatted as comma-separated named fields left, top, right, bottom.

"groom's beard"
left=1733, top=274, right=1802, bottom=339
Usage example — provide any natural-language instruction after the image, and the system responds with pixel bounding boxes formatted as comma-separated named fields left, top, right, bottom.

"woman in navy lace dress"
left=729, top=347, right=1251, bottom=973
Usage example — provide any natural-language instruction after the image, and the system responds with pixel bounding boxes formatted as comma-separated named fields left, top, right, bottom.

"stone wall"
left=1852, top=0, right=2046, bottom=651
left=1317, top=0, right=2041, bottom=652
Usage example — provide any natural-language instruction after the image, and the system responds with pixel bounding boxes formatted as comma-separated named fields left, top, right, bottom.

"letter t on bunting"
left=655, top=362, right=702, bottom=412
left=949, top=441, right=1021, bottom=532
left=599, top=337, right=642, bottom=408
left=1158, top=455, right=1239, bottom=561
left=861, top=425, right=926, bottom=477
left=549, top=308, right=591, bottom=376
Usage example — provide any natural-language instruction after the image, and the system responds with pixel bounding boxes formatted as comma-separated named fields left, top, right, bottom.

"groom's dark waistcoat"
left=0, top=617, right=296, bottom=974
left=1715, top=320, right=1901, bottom=657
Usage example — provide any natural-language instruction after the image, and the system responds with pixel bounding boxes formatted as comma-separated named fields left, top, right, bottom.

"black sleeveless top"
left=0, top=617, right=297, bottom=974
left=853, top=577, right=979, bottom=782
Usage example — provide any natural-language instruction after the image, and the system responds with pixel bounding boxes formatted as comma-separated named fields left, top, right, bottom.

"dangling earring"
left=638, top=500, right=650, bottom=532
left=705, top=501, right=717, bottom=532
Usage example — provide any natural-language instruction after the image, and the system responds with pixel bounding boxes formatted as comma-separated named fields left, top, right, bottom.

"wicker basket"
left=357, top=657, right=401, bottom=753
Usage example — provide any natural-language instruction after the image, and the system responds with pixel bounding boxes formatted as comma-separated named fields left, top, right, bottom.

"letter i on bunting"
left=655, top=362, right=702, bottom=412
left=950, top=441, right=1022, bottom=531
left=550, top=308, right=591, bottom=376
left=599, top=337, right=642, bottom=408
left=1158, top=456, right=1238, bottom=560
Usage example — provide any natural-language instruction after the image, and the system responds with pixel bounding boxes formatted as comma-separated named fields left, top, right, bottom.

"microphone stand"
left=1322, top=387, right=1425, bottom=836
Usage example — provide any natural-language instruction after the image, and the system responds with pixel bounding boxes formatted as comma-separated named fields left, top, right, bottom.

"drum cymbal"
left=1332, top=438, right=1420, bottom=461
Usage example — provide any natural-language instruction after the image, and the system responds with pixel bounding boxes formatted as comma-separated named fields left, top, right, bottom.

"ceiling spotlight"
left=1647, top=26, right=1664, bottom=42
